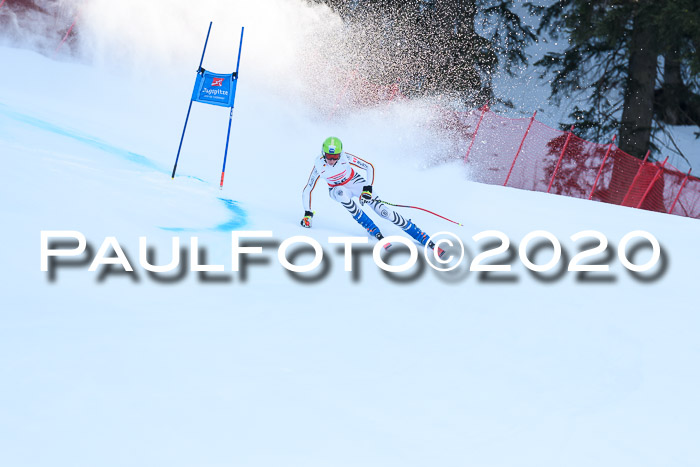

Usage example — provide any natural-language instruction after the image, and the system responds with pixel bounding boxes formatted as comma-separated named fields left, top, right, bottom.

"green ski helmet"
left=322, top=136, right=343, bottom=158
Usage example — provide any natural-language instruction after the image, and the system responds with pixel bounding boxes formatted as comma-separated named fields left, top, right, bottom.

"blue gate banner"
left=192, top=70, right=237, bottom=107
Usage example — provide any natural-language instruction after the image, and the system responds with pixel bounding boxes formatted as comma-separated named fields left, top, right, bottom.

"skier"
left=300, top=136, right=445, bottom=257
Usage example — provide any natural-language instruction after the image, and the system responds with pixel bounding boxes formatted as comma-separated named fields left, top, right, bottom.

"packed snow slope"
left=1, top=3, right=700, bottom=466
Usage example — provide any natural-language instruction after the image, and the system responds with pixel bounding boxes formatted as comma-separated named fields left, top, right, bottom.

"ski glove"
left=360, top=185, right=373, bottom=205
left=300, top=211, right=313, bottom=228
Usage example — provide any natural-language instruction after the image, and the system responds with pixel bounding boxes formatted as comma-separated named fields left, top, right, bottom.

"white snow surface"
left=1, top=3, right=700, bottom=466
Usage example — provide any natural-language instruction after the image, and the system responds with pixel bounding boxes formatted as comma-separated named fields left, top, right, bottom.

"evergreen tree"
left=0, top=0, right=79, bottom=55
left=654, top=0, right=700, bottom=127
left=309, top=0, right=536, bottom=106
left=531, top=0, right=700, bottom=160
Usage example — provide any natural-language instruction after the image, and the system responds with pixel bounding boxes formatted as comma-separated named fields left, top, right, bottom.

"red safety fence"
left=330, top=71, right=406, bottom=117
left=460, top=105, right=700, bottom=220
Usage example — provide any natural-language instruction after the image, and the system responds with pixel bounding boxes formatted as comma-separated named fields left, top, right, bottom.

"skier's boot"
left=353, top=210, right=391, bottom=249
left=427, top=240, right=447, bottom=259
left=404, top=219, right=446, bottom=258
left=403, top=219, right=430, bottom=245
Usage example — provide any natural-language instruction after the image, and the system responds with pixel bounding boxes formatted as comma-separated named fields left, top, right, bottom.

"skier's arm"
left=302, top=166, right=321, bottom=212
left=349, top=155, right=375, bottom=185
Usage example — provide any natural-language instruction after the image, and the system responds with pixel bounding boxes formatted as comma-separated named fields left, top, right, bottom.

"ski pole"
left=377, top=198, right=463, bottom=226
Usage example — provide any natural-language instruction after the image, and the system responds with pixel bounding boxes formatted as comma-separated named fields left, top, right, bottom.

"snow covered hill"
left=1, top=2, right=700, bottom=466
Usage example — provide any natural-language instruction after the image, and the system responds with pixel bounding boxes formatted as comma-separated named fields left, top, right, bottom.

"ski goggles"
left=324, top=153, right=340, bottom=161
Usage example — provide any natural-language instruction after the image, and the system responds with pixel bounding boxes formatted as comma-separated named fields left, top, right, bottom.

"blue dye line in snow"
left=0, top=102, right=207, bottom=182
left=213, top=198, right=248, bottom=231
left=0, top=102, right=163, bottom=172
left=0, top=103, right=247, bottom=230
left=160, top=198, right=247, bottom=232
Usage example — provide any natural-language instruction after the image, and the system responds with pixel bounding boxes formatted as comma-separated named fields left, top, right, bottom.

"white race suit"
left=301, top=151, right=410, bottom=230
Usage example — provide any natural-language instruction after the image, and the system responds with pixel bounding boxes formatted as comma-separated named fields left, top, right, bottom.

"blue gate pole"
left=220, top=106, right=234, bottom=188
left=171, top=100, right=193, bottom=178
left=235, top=27, right=245, bottom=76
left=171, top=21, right=213, bottom=179
left=219, top=27, right=244, bottom=189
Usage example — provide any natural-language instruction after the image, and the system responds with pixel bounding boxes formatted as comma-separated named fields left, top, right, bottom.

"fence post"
left=668, top=168, right=693, bottom=214
left=587, top=135, right=617, bottom=200
left=547, top=125, right=575, bottom=193
left=54, top=16, right=78, bottom=55
left=504, top=111, right=537, bottom=186
left=620, top=150, right=651, bottom=205
left=387, top=82, right=399, bottom=101
left=464, top=103, right=488, bottom=163
left=636, top=156, right=668, bottom=209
